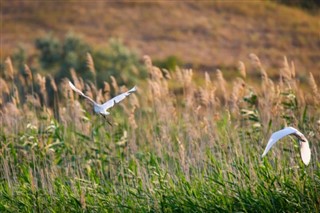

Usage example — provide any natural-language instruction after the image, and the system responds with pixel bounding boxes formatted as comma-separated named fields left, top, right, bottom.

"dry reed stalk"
left=290, top=60, right=296, bottom=79
left=24, top=64, right=33, bottom=83
left=309, top=72, right=318, bottom=94
left=26, top=94, right=41, bottom=108
left=70, top=68, right=83, bottom=91
left=144, top=55, right=163, bottom=82
left=153, top=67, right=164, bottom=81
left=176, top=136, right=187, bottom=174
left=86, top=52, right=96, bottom=76
left=12, top=85, right=20, bottom=106
left=5, top=57, right=14, bottom=80
left=203, top=72, right=217, bottom=108
left=128, top=106, right=138, bottom=130
left=18, top=74, right=26, bottom=88
left=280, top=56, right=292, bottom=83
left=205, top=72, right=211, bottom=88
left=230, top=78, right=245, bottom=114
left=130, top=93, right=140, bottom=108
left=96, top=89, right=103, bottom=104
left=88, top=82, right=98, bottom=98
left=143, top=55, right=153, bottom=73
left=48, top=75, right=59, bottom=119
left=85, top=84, right=94, bottom=100
left=308, top=72, right=320, bottom=104
left=61, top=78, right=74, bottom=104
left=198, top=88, right=209, bottom=107
left=36, top=73, right=48, bottom=106
left=177, top=69, right=194, bottom=108
left=216, top=69, right=227, bottom=103
left=259, top=77, right=277, bottom=125
left=110, top=76, right=119, bottom=94
left=0, top=78, right=10, bottom=95
left=48, top=75, right=58, bottom=93
left=237, top=61, right=246, bottom=78
left=249, top=53, right=267, bottom=80
left=103, top=82, right=111, bottom=100
left=182, top=69, right=193, bottom=86
left=3, top=102, right=20, bottom=132
left=175, top=67, right=183, bottom=82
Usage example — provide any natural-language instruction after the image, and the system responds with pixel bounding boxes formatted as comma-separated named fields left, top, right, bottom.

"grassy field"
left=2, top=1, right=320, bottom=78
left=0, top=54, right=319, bottom=212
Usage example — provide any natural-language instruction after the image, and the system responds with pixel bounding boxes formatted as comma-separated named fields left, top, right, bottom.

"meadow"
left=0, top=53, right=319, bottom=212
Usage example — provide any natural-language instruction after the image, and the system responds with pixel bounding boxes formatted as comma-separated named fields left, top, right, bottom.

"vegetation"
left=0, top=52, right=319, bottom=211
left=2, top=1, right=320, bottom=77
left=274, top=0, right=320, bottom=12
left=34, top=33, right=146, bottom=87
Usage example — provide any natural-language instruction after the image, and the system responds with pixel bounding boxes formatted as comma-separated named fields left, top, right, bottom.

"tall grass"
left=0, top=55, right=319, bottom=212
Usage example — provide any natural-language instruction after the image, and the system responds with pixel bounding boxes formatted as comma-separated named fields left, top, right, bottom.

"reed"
left=0, top=55, right=319, bottom=212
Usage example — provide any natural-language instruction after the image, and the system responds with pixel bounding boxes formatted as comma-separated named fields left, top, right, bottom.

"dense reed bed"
left=0, top=54, right=319, bottom=212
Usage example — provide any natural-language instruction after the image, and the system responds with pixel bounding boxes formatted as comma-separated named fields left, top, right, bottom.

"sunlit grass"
left=0, top=55, right=319, bottom=212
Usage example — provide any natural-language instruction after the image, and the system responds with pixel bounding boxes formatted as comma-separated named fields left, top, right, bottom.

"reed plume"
left=308, top=72, right=320, bottom=104
left=249, top=53, right=267, bottom=80
left=103, top=82, right=111, bottom=101
left=5, top=57, right=14, bottom=81
left=86, top=52, right=96, bottom=76
left=24, top=64, right=33, bottom=85
left=237, top=61, right=246, bottom=78
left=36, top=73, right=48, bottom=106
left=216, top=69, right=227, bottom=104
left=110, top=76, right=119, bottom=94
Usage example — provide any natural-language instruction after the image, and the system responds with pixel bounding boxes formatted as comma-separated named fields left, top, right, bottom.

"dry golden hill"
left=2, top=1, right=320, bottom=78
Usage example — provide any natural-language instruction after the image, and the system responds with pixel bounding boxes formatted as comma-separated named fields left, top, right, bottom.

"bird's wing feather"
left=101, top=86, right=136, bottom=110
left=69, top=81, right=96, bottom=104
left=300, top=140, right=311, bottom=165
left=262, top=127, right=298, bottom=157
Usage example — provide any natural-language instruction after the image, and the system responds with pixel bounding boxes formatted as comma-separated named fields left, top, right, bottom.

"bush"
left=93, top=38, right=147, bottom=87
left=154, top=55, right=182, bottom=71
left=35, top=33, right=62, bottom=69
left=35, top=33, right=146, bottom=88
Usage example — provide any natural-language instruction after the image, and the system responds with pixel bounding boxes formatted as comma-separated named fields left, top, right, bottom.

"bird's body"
left=262, top=127, right=311, bottom=165
left=69, top=81, right=136, bottom=117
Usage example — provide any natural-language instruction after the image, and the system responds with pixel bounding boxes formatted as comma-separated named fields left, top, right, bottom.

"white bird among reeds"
left=69, top=81, right=136, bottom=123
left=262, top=127, right=311, bottom=165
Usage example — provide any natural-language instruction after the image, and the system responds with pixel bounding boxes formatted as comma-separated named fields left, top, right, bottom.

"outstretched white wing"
left=262, top=126, right=311, bottom=165
left=69, top=81, right=96, bottom=104
left=300, top=138, right=311, bottom=165
left=101, top=86, right=136, bottom=110
left=262, top=127, right=298, bottom=157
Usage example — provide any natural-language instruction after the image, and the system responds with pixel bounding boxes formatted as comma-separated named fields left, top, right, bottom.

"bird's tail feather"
left=129, top=86, right=137, bottom=93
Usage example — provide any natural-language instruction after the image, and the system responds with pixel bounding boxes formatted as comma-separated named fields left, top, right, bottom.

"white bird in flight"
left=69, top=81, right=136, bottom=122
left=262, top=127, right=311, bottom=165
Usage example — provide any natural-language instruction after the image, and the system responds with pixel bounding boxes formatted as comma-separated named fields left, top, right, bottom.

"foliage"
left=35, top=33, right=62, bottom=70
left=153, top=55, right=183, bottom=71
left=92, top=38, right=147, bottom=87
left=274, top=0, right=320, bottom=12
left=0, top=55, right=319, bottom=211
left=35, top=33, right=146, bottom=88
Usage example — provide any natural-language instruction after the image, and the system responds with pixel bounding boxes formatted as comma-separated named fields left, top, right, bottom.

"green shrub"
left=35, top=33, right=146, bottom=88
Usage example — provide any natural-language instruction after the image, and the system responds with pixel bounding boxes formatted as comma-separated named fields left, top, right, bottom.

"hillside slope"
left=2, top=1, right=320, bottom=77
